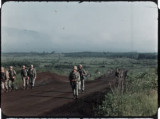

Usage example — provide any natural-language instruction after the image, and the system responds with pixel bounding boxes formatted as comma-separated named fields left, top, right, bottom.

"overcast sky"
left=1, top=1, right=158, bottom=53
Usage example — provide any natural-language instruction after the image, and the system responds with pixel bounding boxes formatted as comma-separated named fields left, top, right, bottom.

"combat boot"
left=5, top=89, right=8, bottom=93
left=73, top=96, right=76, bottom=100
left=81, top=90, right=84, bottom=93
left=76, top=95, right=78, bottom=99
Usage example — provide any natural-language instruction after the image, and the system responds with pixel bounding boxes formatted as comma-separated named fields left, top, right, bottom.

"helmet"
left=1, top=67, right=4, bottom=71
left=9, top=66, right=13, bottom=69
left=73, top=66, right=77, bottom=70
left=79, top=64, right=82, bottom=68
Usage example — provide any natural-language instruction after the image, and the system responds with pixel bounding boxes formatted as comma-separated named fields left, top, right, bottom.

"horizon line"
left=1, top=51, right=158, bottom=54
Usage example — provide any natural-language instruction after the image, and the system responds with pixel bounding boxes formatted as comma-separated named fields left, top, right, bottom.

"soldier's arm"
left=5, top=71, right=9, bottom=80
left=14, top=70, right=16, bottom=76
left=82, top=69, right=87, bottom=76
left=34, top=69, right=37, bottom=78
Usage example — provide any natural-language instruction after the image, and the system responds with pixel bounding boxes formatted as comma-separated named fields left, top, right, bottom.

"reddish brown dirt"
left=1, top=72, right=117, bottom=116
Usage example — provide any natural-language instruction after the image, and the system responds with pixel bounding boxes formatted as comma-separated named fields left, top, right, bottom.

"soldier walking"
left=1, top=67, right=9, bottom=93
left=21, top=65, right=29, bottom=89
left=69, top=66, right=80, bottom=99
left=28, top=64, right=37, bottom=89
left=8, top=66, right=16, bottom=91
left=78, top=64, right=87, bottom=93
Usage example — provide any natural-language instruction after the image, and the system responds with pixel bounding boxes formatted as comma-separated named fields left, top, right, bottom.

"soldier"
left=8, top=66, right=16, bottom=91
left=69, top=66, right=80, bottom=99
left=1, top=67, right=9, bottom=92
left=78, top=64, right=87, bottom=93
left=28, top=64, right=37, bottom=89
left=115, top=68, right=120, bottom=78
left=123, top=70, right=128, bottom=80
left=21, top=65, right=29, bottom=89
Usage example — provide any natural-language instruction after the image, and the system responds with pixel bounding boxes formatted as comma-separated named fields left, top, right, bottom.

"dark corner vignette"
left=1, top=0, right=159, bottom=119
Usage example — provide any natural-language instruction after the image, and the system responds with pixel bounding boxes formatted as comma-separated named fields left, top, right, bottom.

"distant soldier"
left=78, top=64, right=87, bottom=93
left=119, top=70, right=124, bottom=78
left=115, top=68, right=120, bottom=78
left=117, top=69, right=126, bottom=92
left=123, top=70, right=128, bottom=80
left=21, top=65, right=29, bottom=89
left=28, top=64, right=37, bottom=89
left=1, top=67, right=9, bottom=92
left=8, top=66, right=16, bottom=91
left=69, top=66, right=80, bottom=99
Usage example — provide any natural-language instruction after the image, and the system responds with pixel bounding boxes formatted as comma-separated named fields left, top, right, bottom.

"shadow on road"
left=28, top=94, right=73, bottom=100
left=42, top=90, right=72, bottom=93
left=54, top=96, right=73, bottom=100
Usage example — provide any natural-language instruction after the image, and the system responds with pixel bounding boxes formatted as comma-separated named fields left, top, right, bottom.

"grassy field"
left=1, top=52, right=158, bottom=116
left=95, top=67, right=158, bottom=116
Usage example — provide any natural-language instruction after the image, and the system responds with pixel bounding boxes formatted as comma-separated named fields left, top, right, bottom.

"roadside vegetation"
left=95, top=67, right=157, bottom=116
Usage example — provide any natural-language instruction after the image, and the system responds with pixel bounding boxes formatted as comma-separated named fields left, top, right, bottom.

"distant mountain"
left=1, top=27, right=53, bottom=52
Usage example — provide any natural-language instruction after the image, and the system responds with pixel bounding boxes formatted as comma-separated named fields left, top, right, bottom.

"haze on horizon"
left=1, top=2, right=158, bottom=53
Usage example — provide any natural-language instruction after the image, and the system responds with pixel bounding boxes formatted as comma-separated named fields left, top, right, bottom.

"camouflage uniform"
left=69, top=66, right=80, bottom=99
left=1, top=68, right=9, bottom=92
left=21, top=67, right=29, bottom=89
left=8, top=68, right=16, bottom=91
left=28, top=67, right=36, bottom=88
left=78, top=65, right=87, bottom=92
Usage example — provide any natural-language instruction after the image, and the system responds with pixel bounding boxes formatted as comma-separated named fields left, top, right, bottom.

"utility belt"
left=72, top=79, right=80, bottom=82
left=72, top=79, right=76, bottom=82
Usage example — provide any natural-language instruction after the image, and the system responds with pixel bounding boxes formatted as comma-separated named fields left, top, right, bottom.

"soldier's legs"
left=4, top=80, right=8, bottom=91
left=72, top=86, right=76, bottom=98
left=1, top=82, right=5, bottom=93
left=81, top=79, right=85, bottom=91
left=8, top=80, right=12, bottom=90
left=75, top=82, right=79, bottom=97
left=73, top=88, right=76, bottom=96
left=29, top=77, right=33, bottom=88
left=1, top=82, right=5, bottom=90
left=11, top=81, right=15, bottom=90
left=118, top=78, right=122, bottom=90
left=78, top=81, right=81, bottom=91
left=22, top=77, right=26, bottom=89
left=72, top=82, right=76, bottom=99
left=32, top=78, right=36, bottom=87
left=26, top=79, right=29, bottom=89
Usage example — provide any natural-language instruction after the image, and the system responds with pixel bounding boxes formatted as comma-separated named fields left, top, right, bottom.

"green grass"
left=95, top=68, right=158, bottom=116
left=1, top=53, right=157, bottom=89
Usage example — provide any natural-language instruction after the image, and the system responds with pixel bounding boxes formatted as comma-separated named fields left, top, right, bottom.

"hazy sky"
left=1, top=2, right=158, bottom=53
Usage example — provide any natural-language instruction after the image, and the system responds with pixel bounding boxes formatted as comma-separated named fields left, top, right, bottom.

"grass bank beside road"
left=96, top=68, right=158, bottom=116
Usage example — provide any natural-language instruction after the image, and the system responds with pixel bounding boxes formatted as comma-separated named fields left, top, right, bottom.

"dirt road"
left=1, top=72, right=116, bottom=116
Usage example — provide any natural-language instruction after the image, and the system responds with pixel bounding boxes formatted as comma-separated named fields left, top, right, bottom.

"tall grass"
left=95, top=68, right=158, bottom=116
